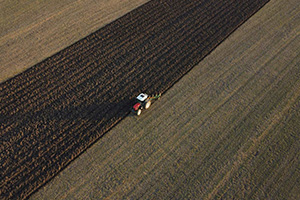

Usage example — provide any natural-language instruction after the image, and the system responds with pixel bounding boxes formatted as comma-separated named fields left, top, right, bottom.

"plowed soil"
left=0, top=0, right=269, bottom=199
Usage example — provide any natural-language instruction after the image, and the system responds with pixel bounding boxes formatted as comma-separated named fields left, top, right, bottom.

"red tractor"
left=132, top=93, right=161, bottom=116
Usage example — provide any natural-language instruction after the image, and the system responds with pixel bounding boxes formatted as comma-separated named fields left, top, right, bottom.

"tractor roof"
left=136, top=93, right=148, bottom=102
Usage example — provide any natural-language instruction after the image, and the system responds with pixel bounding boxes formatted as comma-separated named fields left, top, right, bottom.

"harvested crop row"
left=0, top=0, right=269, bottom=199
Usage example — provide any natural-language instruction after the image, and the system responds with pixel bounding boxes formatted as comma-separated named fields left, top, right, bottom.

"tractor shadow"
left=1, top=99, right=136, bottom=129
left=1, top=95, right=160, bottom=139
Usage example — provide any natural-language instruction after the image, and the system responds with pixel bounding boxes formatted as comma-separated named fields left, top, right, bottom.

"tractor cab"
left=136, top=93, right=148, bottom=102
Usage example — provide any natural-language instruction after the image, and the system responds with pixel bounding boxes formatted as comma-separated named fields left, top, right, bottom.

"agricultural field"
left=30, top=0, right=300, bottom=199
left=1, top=0, right=298, bottom=199
left=1, top=0, right=271, bottom=198
left=0, top=0, right=149, bottom=82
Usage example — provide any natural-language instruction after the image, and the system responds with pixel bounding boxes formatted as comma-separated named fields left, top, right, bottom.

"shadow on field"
left=1, top=98, right=137, bottom=136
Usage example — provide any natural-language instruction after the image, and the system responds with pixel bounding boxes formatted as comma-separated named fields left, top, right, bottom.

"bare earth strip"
left=31, top=0, right=300, bottom=199
left=0, top=0, right=149, bottom=83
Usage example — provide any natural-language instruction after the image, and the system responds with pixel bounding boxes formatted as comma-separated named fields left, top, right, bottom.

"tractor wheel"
left=145, top=101, right=151, bottom=109
left=137, top=109, right=142, bottom=116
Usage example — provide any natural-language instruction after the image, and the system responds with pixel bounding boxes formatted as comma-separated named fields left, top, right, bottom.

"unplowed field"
left=0, top=0, right=269, bottom=199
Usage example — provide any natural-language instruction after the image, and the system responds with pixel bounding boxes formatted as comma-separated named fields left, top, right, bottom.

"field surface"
left=0, top=0, right=149, bottom=82
left=30, top=0, right=300, bottom=199
left=1, top=0, right=280, bottom=199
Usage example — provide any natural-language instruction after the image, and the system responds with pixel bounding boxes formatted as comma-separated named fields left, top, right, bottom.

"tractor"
left=132, top=93, right=161, bottom=116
